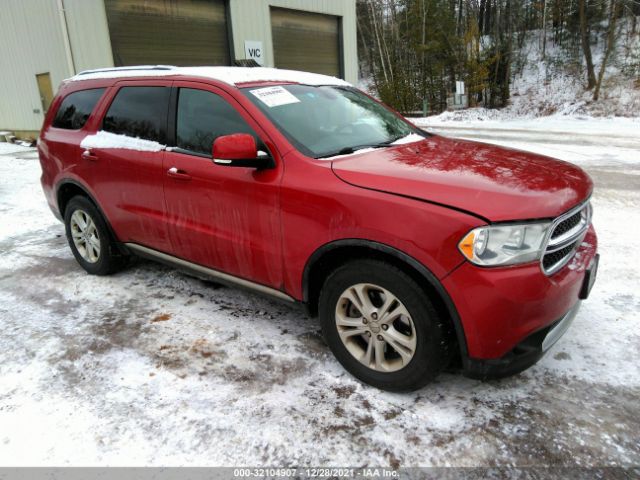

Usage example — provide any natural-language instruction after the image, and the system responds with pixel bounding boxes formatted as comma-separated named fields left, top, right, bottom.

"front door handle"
left=167, top=166, right=191, bottom=181
left=81, top=149, right=98, bottom=161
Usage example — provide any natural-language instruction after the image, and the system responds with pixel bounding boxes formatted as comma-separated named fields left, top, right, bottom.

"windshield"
left=242, top=85, right=424, bottom=158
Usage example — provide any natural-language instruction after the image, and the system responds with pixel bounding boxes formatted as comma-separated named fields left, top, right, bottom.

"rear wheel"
left=64, top=196, right=126, bottom=275
left=319, top=260, right=451, bottom=391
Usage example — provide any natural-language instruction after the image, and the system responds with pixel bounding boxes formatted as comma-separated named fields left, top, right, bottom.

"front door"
left=163, top=82, right=284, bottom=289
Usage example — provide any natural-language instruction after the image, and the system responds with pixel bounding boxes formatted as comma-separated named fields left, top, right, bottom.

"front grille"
left=541, top=202, right=591, bottom=275
left=551, top=211, right=581, bottom=239
left=542, top=241, right=578, bottom=270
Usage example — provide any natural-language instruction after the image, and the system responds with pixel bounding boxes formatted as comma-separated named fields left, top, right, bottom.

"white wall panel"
left=64, top=0, right=114, bottom=72
left=0, top=0, right=72, bottom=131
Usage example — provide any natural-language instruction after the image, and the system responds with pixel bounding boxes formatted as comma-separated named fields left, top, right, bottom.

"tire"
left=319, top=259, right=451, bottom=391
left=64, top=195, right=126, bottom=275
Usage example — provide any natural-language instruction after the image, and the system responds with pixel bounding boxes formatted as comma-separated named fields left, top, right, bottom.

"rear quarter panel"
left=38, top=79, right=116, bottom=217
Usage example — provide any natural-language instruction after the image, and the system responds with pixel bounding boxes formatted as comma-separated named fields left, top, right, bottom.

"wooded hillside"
left=357, top=0, right=640, bottom=113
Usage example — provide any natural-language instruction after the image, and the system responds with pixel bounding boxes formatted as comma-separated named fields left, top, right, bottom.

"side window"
left=52, top=88, right=106, bottom=130
left=176, top=88, right=257, bottom=156
left=103, top=86, right=170, bottom=143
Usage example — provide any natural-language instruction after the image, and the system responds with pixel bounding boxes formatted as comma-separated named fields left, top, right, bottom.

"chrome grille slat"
left=541, top=201, right=591, bottom=275
left=547, top=212, right=589, bottom=248
left=550, top=211, right=582, bottom=240
left=545, top=236, right=583, bottom=253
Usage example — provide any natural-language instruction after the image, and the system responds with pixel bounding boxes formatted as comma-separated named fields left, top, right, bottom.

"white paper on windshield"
left=250, top=86, right=300, bottom=107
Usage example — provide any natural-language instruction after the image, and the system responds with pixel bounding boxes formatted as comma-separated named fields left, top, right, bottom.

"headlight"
left=458, top=222, right=551, bottom=267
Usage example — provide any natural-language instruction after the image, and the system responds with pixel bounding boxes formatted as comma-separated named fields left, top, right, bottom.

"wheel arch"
left=56, top=179, right=126, bottom=254
left=302, top=239, right=469, bottom=358
left=56, top=179, right=96, bottom=217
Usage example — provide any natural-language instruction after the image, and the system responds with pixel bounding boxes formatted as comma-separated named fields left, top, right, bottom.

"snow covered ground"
left=0, top=142, right=35, bottom=156
left=415, top=112, right=640, bottom=140
left=0, top=128, right=638, bottom=468
left=414, top=114, right=640, bottom=160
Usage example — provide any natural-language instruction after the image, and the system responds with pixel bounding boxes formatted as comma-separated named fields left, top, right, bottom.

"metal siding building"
left=0, top=0, right=357, bottom=137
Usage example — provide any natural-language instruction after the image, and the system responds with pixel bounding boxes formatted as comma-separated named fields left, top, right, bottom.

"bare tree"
left=579, top=0, right=597, bottom=89
left=594, top=0, right=620, bottom=100
left=356, top=0, right=636, bottom=112
left=541, top=0, right=548, bottom=59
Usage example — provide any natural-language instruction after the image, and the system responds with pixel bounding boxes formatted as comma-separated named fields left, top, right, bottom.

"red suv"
left=38, top=66, right=598, bottom=391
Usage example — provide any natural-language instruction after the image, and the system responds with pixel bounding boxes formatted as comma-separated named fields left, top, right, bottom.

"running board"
left=125, top=243, right=295, bottom=303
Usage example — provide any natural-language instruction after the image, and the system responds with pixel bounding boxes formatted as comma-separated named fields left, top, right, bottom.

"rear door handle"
left=167, top=166, right=191, bottom=181
left=81, top=149, right=98, bottom=161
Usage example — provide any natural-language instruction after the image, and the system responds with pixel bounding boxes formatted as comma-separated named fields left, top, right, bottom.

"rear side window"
left=103, top=86, right=170, bottom=143
left=52, top=88, right=105, bottom=130
left=176, top=88, right=257, bottom=156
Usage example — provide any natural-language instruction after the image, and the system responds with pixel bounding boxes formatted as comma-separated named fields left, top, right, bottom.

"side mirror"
left=212, top=133, right=274, bottom=169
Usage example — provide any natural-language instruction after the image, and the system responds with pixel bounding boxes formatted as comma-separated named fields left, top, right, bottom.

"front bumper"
left=463, top=302, right=580, bottom=379
left=443, top=225, right=598, bottom=374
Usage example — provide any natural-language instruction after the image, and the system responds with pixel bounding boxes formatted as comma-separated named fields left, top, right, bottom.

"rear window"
left=102, top=86, right=170, bottom=144
left=52, top=88, right=105, bottom=130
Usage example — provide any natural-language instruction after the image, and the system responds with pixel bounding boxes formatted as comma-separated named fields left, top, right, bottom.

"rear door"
left=162, top=81, right=284, bottom=289
left=88, top=81, right=172, bottom=252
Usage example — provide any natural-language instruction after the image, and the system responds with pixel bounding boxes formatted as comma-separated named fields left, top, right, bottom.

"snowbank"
left=414, top=111, right=640, bottom=139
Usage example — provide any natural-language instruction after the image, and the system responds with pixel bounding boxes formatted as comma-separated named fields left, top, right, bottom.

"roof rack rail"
left=76, top=65, right=177, bottom=76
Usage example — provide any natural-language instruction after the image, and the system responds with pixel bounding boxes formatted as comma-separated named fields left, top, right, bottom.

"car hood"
left=330, top=135, right=593, bottom=222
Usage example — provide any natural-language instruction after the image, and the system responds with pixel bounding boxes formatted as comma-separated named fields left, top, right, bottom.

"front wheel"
left=319, top=260, right=451, bottom=391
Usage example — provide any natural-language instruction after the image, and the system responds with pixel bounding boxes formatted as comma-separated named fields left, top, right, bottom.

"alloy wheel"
left=69, top=209, right=101, bottom=263
left=335, top=283, right=417, bottom=372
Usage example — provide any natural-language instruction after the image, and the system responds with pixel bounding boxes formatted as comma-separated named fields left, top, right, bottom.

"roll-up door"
left=104, top=0, right=230, bottom=67
left=270, top=7, right=341, bottom=78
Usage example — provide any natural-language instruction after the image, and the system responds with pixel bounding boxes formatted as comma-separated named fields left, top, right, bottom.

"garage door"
left=104, top=0, right=230, bottom=67
left=270, top=8, right=341, bottom=78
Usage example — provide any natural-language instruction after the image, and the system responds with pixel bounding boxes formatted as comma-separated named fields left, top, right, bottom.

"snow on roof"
left=67, top=66, right=351, bottom=88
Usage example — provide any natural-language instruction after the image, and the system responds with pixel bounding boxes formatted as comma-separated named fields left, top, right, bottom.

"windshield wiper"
left=316, top=142, right=394, bottom=159
left=315, top=131, right=422, bottom=159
